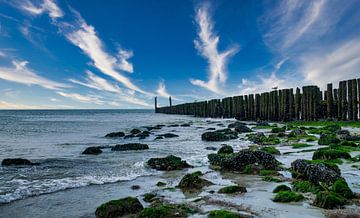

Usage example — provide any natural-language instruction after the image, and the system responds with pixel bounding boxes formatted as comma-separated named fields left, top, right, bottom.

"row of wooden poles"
left=155, top=78, right=360, bottom=121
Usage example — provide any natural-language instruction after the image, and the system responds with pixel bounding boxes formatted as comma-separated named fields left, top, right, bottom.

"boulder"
left=180, top=123, right=191, bottom=127
left=82, top=147, right=102, bottom=155
left=105, top=131, right=125, bottom=138
left=336, top=130, right=350, bottom=140
left=178, top=171, right=213, bottom=191
left=205, top=147, right=217, bottom=151
left=154, top=136, right=164, bottom=140
left=124, top=134, right=136, bottom=139
left=318, top=134, right=341, bottom=145
left=291, top=159, right=342, bottom=185
left=227, top=122, right=247, bottom=128
left=218, top=185, right=247, bottom=194
left=217, top=145, right=233, bottom=154
left=1, top=158, right=39, bottom=166
left=168, top=124, right=180, bottom=127
left=288, top=128, right=306, bottom=137
left=201, top=129, right=238, bottom=142
left=158, top=133, right=179, bottom=138
left=208, top=150, right=279, bottom=171
left=206, top=128, right=216, bottom=131
left=130, top=129, right=141, bottom=135
left=271, top=126, right=286, bottom=133
left=95, top=197, right=143, bottom=218
left=147, top=155, right=191, bottom=171
left=111, top=143, right=149, bottom=151
left=234, top=125, right=252, bottom=133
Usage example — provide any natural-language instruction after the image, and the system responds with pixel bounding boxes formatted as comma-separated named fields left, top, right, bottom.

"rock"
left=205, top=147, right=217, bottom=151
left=291, top=159, right=342, bottom=185
left=288, top=128, right=306, bottom=137
left=323, top=124, right=341, bottom=132
left=217, top=145, right=233, bottom=154
left=111, top=143, right=149, bottom=151
left=1, top=158, right=39, bottom=166
left=208, top=210, right=246, bottom=218
left=206, top=128, right=216, bottom=131
left=312, top=148, right=351, bottom=160
left=156, top=181, right=166, bottom=187
left=95, top=197, right=143, bottom=218
left=318, top=134, right=341, bottom=145
left=130, top=129, right=141, bottom=135
left=257, top=121, right=269, bottom=126
left=180, top=123, right=191, bottom=127
left=124, top=134, right=136, bottom=139
left=331, top=179, right=353, bottom=199
left=131, top=185, right=140, bottom=190
left=218, top=185, right=247, bottom=194
left=143, top=193, right=157, bottom=202
left=273, top=191, right=304, bottom=203
left=154, top=136, right=163, bottom=140
left=158, top=133, right=179, bottom=138
left=271, top=126, right=286, bottom=133
left=105, top=131, right=125, bottom=138
left=201, top=129, right=238, bottom=141
left=227, top=122, right=247, bottom=128
left=136, top=131, right=151, bottom=139
left=314, top=191, right=346, bottom=209
left=82, top=147, right=102, bottom=155
left=273, top=185, right=291, bottom=193
left=147, top=155, right=191, bottom=171
left=227, top=122, right=252, bottom=133
left=208, top=150, right=279, bottom=171
left=336, top=129, right=350, bottom=140
left=247, top=133, right=280, bottom=145
left=168, top=124, right=180, bottom=127
left=178, top=171, right=213, bottom=191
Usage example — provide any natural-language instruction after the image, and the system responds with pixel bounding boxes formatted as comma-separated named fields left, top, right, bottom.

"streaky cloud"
left=0, top=60, right=68, bottom=90
left=190, top=3, right=239, bottom=94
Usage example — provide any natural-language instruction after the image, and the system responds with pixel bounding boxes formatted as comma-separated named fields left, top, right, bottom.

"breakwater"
left=155, top=78, right=360, bottom=121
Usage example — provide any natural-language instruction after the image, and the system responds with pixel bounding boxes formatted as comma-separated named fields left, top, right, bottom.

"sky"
left=0, top=0, right=359, bottom=109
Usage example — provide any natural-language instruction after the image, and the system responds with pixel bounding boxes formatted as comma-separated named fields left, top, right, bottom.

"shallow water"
left=0, top=110, right=359, bottom=217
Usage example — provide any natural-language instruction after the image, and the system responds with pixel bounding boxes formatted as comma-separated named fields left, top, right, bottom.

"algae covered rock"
left=291, top=159, right=342, bottom=185
left=271, top=126, right=286, bottom=133
left=273, top=191, right=304, bottom=203
left=130, top=129, right=142, bottom=135
left=82, top=147, right=102, bottom=155
left=218, top=145, right=233, bottom=154
left=260, top=146, right=280, bottom=155
left=331, top=179, right=353, bottom=199
left=208, top=149, right=279, bottom=171
left=208, top=210, right=244, bottom=218
left=313, top=191, right=346, bottom=209
left=105, top=131, right=125, bottom=138
left=147, top=155, right=191, bottom=171
left=111, top=143, right=149, bottom=151
left=218, top=185, right=247, bottom=194
left=201, top=129, right=238, bottom=141
left=227, top=122, right=252, bottom=133
left=312, top=148, right=351, bottom=160
left=247, top=133, right=280, bottom=145
left=158, top=133, right=179, bottom=138
left=273, top=185, right=291, bottom=193
left=318, top=134, right=341, bottom=145
left=95, top=197, right=143, bottom=218
left=178, top=171, right=213, bottom=191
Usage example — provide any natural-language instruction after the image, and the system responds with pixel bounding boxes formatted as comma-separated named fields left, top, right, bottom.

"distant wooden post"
left=326, top=83, right=333, bottom=119
left=295, top=88, right=301, bottom=120
left=351, top=79, right=358, bottom=120
left=155, top=96, right=158, bottom=113
left=348, top=80, right=353, bottom=120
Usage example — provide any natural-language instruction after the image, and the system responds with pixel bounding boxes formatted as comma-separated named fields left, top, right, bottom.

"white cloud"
left=69, top=70, right=123, bottom=93
left=60, top=12, right=146, bottom=94
left=20, top=0, right=63, bottom=19
left=57, top=91, right=104, bottom=105
left=0, top=100, right=69, bottom=109
left=190, top=4, right=239, bottom=94
left=0, top=60, right=68, bottom=90
left=300, top=39, right=360, bottom=88
left=156, top=81, right=170, bottom=98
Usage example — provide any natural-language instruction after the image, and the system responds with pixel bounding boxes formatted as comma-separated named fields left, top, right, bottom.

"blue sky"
left=0, top=0, right=359, bottom=109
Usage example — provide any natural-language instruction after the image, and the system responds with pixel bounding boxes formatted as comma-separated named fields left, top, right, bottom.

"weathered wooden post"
left=155, top=96, right=158, bottom=113
left=255, top=94, right=260, bottom=120
left=326, top=83, right=333, bottom=119
left=295, top=88, right=301, bottom=120
left=351, top=79, right=358, bottom=120
left=348, top=80, right=353, bottom=120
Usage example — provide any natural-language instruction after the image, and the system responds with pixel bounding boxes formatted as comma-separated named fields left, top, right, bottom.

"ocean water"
left=0, top=109, right=218, bottom=204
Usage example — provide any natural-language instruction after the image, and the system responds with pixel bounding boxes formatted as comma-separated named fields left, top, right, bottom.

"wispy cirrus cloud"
left=155, top=81, right=180, bottom=101
left=57, top=91, right=104, bottom=105
left=190, top=3, right=239, bottom=95
left=19, top=0, right=63, bottom=19
left=0, top=60, right=68, bottom=90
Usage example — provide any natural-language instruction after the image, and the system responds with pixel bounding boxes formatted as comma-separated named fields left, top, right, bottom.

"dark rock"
left=271, top=126, right=286, bottom=133
left=288, top=129, right=306, bottom=137
left=111, top=143, right=149, bottom=151
left=257, top=121, right=269, bottom=126
left=147, top=155, right=191, bottom=171
left=143, top=193, right=157, bottom=202
left=95, top=197, right=143, bottom=218
left=178, top=171, right=213, bottom=191
left=105, top=131, right=125, bottom=138
left=130, top=129, right=141, bottom=135
left=156, top=124, right=166, bottom=128
left=318, top=134, right=341, bottom=145
left=206, top=128, right=216, bottom=131
left=82, top=147, right=102, bottom=155
left=154, top=136, right=164, bottom=140
left=217, top=123, right=225, bottom=127
left=168, top=124, right=179, bottom=127
left=156, top=181, right=166, bottom=186
left=291, top=159, right=342, bottom=185
left=208, top=149, right=279, bottom=171
left=234, top=124, right=252, bottom=133
left=201, top=129, right=238, bottom=142
left=124, top=134, right=136, bottom=139
left=158, top=133, right=179, bottom=138
left=247, top=133, right=280, bottom=145
left=136, top=131, right=151, bottom=139
left=218, top=185, right=247, bottom=194
left=131, top=185, right=140, bottom=190
left=1, top=158, right=39, bottom=166
left=180, top=123, right=191, bottom=127
left=228, top=122, right=247, bottom=128
left=217, top=145, right=233, bottom=154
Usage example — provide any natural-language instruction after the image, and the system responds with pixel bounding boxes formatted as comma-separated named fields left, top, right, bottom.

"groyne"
left=155, top=78, right=360, bottom=121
